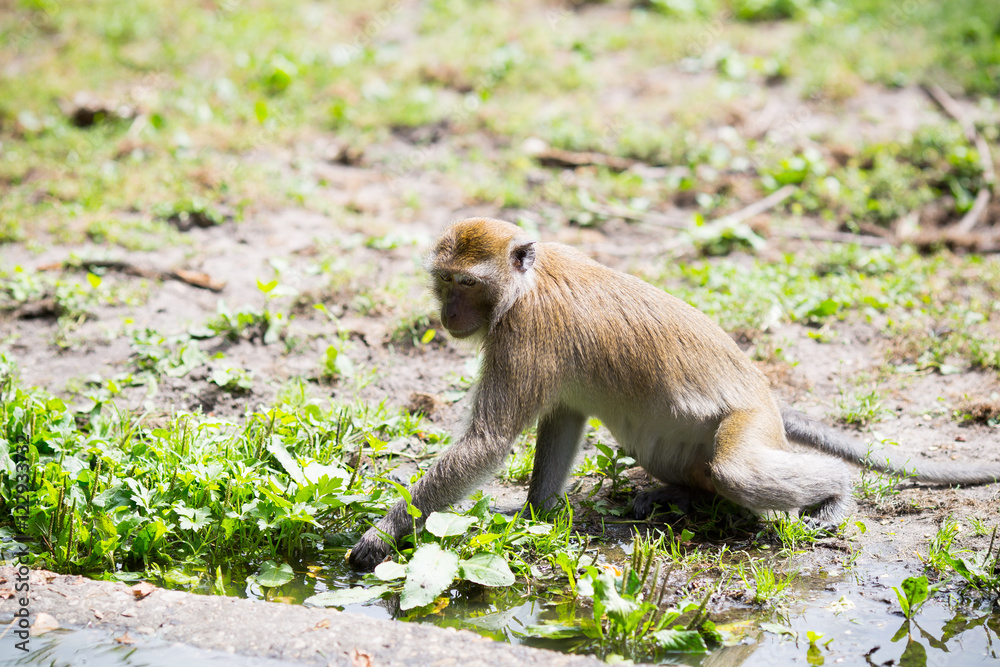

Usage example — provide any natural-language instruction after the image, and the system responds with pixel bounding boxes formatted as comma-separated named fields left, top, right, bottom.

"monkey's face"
left=428, top=218, right=537, bottom=340
left=435, top=272, right=490, bottom=338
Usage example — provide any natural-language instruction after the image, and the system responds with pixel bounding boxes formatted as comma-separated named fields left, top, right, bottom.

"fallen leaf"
left=350, top=648, right=373, bottom=667
left=170, top=269, right=226, bottom=292
left=313, top=619, right=331, bottom=630
left=116, top=632, right=135, bottom=645
left=132, top=581, right=155, bottom=599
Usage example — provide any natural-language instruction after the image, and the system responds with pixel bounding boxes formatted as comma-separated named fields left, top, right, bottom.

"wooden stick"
left=659, top=184, right=798, bottom=252
left=584, top=227, right=889, bottom=257
left=768, top=228, right=893, bottom=247
left=40, top=259, right=226, bottom=292
left=533, top=147, right=637, bottom=172
left=922, top=84, right=995, bottom=234
left=709, top=184, right=798, bottom=228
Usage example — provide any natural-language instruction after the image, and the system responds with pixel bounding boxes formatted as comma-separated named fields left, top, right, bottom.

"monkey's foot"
left=347, top=529, right=392, bottom=571
left=798, top=515, right=840, bottom=535
left=632, top=485, right=707, bottom=520
left=798, top=495, right=852, bottom=535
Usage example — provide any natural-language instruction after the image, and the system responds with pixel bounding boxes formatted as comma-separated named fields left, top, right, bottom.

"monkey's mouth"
left=446, top=326, right=481, bottom=339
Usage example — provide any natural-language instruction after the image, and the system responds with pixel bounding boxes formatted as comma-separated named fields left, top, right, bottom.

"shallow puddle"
left=5, top=557, right=998, bottom=666
left=248, top=554, right=1000, bottom=664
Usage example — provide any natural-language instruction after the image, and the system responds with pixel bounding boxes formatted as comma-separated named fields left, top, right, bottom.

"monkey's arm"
left=348, top=375, right=540, bottom=570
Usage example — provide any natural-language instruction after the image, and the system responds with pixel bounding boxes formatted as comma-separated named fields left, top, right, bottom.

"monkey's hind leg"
left=709, top=410, right=854, bottom=531
left=526, top=405, right=587, bottom=512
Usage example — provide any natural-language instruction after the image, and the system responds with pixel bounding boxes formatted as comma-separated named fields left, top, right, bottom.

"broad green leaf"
left=900, top=575, right=928, bottom=615
left=400, top=544, right=459, bottom=610
left=899, top=637, right=927, bottom=667
left=163, top=569, right=200, bottom=586
left=266, top=437, right=307, bottom=487
left=459, top=553, right=515, bottom=587
left=467, top=532, right=500, bottom=549
left=174, top=504, right=212, bottom=531
left=302, top=461, right=347, bottom=485
left=374, top=561, right=407, bottom=581
left=255, top=560, right=294, bottom=587
left=651, top=628, right=709, bottom=654
left=425, top=511, right=477, bottom=537
left=892, top=586, right=910, bottom=617
left=807, top=298, right=839, bottom=319
left=305, top=585, right=390, bottom=608
left=760, top=622, right=797, bottom=638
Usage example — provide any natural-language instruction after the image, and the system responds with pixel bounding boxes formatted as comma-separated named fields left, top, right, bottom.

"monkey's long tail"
left=780, top=407, right=1000, bottom=486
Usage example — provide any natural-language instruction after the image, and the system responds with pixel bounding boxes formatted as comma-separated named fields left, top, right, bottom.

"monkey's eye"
left=440, top=274, right=452, bottom=282
left=458, top=276, right=477, bottom=287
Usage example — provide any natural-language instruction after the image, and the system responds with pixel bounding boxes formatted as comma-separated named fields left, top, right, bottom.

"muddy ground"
left=3, top=21, right=1000, bottom=664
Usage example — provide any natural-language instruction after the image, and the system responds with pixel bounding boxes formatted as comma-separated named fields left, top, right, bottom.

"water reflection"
left=0, top=626, right=296, bottom=667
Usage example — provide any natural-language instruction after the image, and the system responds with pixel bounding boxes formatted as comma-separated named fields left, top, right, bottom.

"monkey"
left=347, top=217, right=1000, bottom=570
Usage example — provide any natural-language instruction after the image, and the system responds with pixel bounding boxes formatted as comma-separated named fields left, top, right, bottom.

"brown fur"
left=347, top=218, right=1000, bottom=570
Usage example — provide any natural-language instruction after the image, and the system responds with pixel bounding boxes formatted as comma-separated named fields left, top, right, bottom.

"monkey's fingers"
left=346, top=534, right=392, bottom=571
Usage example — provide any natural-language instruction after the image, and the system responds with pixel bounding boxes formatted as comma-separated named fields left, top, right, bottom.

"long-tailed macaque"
left=347, top=217, right=1000, bottom=569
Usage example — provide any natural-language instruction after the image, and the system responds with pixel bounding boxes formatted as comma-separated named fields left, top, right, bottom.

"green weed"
left=737, top=557, right=797, bottom=606
left=834, top=383, right=890, bottom=428
left=523, top=550, right=719, bottom=662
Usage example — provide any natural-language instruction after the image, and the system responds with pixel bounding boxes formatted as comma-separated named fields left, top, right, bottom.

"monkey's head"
left=428, top=218, right=536, bottom=339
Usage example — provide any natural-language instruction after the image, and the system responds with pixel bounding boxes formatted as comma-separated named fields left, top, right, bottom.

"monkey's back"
left=507, top=242, right=773, bottom=422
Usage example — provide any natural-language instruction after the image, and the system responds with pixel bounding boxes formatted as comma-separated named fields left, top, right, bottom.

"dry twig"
left=532, top=146, right=637, bottom=171
left=40, top=259, right=226, bottom=291
left=922, top=84, right=995, bottom=234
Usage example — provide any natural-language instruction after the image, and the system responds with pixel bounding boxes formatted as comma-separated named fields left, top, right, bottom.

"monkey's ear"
left=511, top=242, right=536, bottom=273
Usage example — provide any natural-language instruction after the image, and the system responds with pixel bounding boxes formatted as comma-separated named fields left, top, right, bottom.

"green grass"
left=644, top=245, right=1000, bottom=372
left=4, top=0, right=998, bottom=243
left=0, top=366, right=411, bottom=573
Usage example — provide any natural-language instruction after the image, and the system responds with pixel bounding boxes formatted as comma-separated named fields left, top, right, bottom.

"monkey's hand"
left=347, top=527, right=392, bottom=571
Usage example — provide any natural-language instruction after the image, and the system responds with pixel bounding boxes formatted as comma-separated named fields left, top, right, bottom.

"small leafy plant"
left=892, top=575, right=929, bottom=620
left=307, top=501, right=537, bottom=612
left=738, top=557, right=797, bottom=606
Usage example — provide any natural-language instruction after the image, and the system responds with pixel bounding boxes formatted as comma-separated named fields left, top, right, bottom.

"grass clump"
left=0, top=364, right=421, bottom=580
